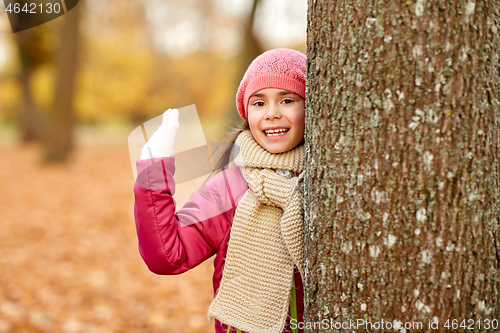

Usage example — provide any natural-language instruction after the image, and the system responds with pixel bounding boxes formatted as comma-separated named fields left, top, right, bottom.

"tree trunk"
left=304, top=1, right=500, bottom=332
left=15, top=27, right=51, bottom=142
left=18, top=71, right=39, bottom=141
left=42, top=3, right=81, bottom=162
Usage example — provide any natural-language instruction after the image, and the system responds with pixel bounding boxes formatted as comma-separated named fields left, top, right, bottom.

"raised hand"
left=140, top=108, right=179, bottom=159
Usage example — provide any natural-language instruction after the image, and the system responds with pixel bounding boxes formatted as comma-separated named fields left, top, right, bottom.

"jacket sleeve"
left=133, top=156, right=246, bottom=275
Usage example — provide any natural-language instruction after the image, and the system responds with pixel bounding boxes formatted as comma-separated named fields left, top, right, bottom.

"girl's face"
left=247, top=88, right=305, bottom=154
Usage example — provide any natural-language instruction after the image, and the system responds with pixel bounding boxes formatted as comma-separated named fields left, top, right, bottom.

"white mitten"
left=140, top=108, right=179, bottom=159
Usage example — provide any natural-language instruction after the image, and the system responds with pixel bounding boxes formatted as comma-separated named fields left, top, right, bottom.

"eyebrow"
left=250, top=90, right=294, bottom=98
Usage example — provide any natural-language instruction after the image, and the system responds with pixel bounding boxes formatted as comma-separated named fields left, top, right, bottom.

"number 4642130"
left=444, top=319, right=499, bottom=330
left=6, top=2, right=62, bottom=14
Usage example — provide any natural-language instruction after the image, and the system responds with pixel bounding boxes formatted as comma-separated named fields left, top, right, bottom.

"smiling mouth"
left=263, top=128, right=290, bottom=137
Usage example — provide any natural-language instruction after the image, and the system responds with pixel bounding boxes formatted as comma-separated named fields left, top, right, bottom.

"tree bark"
left=42, top=3, right=81, bottom=162
left=304, top=1, right=500, bottom=332
left=15, top=28, right=52, bottom=142
left=18, top=70, right=39, bottom=141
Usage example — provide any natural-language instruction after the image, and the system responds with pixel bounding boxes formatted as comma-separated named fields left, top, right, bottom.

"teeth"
left=264, top=128, right=289, bottom=136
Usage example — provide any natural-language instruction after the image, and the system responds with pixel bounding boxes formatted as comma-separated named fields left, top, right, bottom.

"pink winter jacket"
left=134, top=157, right=304, bottom=333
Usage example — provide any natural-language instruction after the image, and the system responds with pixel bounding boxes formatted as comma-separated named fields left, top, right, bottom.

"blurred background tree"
left=14, top=23, right=54, bottom=142
left=42, top=3, right=81, bottom=162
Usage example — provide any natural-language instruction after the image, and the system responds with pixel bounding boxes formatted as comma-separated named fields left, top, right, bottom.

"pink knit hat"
left=236, top=48, right=306, bottom=120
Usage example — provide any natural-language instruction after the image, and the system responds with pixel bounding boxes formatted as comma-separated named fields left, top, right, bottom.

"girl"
left=134, top=48, right=306, bottom=333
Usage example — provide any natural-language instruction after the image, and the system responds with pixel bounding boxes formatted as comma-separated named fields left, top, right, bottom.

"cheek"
left=247, top=112, right=262, bottom=137
left=247, top=113, right=257, bottom=131
left=292, top=111, right=305, bottom=142
left=293, top=109, right=305, bottom=131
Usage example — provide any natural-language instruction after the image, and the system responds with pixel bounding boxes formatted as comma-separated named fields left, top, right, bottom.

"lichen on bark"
left=304, top=0, right=500, bottom=332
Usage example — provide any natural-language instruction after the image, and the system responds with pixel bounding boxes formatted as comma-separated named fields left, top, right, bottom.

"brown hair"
left=213, top=119, right=250, bottom=172
left=197, top=120, right=249, bottom=215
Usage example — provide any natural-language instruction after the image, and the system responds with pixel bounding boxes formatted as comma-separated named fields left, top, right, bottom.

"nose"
left=265, top=102, right=281, bottom=120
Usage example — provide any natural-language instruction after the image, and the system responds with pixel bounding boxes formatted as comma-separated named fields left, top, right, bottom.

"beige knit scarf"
left=208, top=130, right=305, bottom=333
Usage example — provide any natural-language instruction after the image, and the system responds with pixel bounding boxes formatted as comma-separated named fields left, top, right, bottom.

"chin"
left=267, top=148, right=285, bottom=154
left=264, top=143, right=292, bottom=154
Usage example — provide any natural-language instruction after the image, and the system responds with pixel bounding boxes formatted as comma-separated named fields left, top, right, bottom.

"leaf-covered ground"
left=0, top=139, right=216, bottom=333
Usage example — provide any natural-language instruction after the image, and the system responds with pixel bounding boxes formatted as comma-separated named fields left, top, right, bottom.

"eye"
left=282, top=98, right=294, bottom=104
left=253, top=101, right=265, bottom=107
